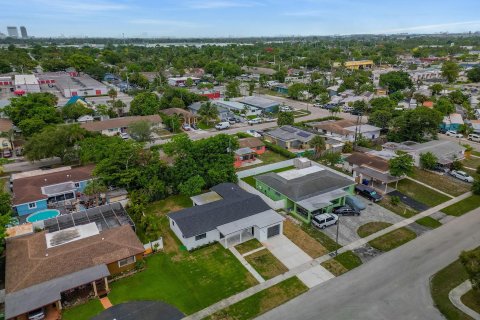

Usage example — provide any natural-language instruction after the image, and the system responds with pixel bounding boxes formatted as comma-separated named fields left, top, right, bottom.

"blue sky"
left=1, top=0, right=480, bottom=38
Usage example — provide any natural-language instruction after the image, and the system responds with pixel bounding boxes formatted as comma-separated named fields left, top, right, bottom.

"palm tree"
left=309, top=135, right=326, bottom=159
left=198, top=102, right=219, bottom=126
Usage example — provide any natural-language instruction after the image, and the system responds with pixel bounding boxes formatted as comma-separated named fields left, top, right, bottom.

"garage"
left=267, top=224, right=280, bottom=238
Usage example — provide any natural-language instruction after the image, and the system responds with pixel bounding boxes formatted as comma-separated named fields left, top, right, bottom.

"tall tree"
left=389, top=151, right=414, bottom=177
left=277, top=112, right=294, bottom=126
left=130, top=92, right=160, bottom=116
left=441, top=61, right=460, bottom=83
left=309, top=135, right=326, bottom=159
left=226, top=81, right=241, bottom=98
left=419, top=152, right=438, bottom=170
left=108, top=88, right=117, bottom=102
left=128, top=120, right=153, bottom=142
left=379, top=71, right=413, bottom=93
left=198, top=102, right=219, bottom=125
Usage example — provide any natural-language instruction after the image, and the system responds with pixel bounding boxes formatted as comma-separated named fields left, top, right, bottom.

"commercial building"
left=38, top=72, right=108, bottom=98
left=7, top=26, right=18, bottom=38
left=14, top=75, right=40, bottom=93
left=335, top=60, right=374, bottom=70
left=168, top=183, right=284, bottom=251
left=19, top=26, right=28, bottom=38
left=167, top=76, right=200, bottom=87
left=237, top=96, right=279, bottom=113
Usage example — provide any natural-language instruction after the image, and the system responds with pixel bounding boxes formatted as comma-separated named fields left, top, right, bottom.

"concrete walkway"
left=182, top=192, right=472, bottom=320
left=449, top=280, right=480, bottom=320
left=406, top=176, right=455, bottom=198
left=242, top=246, right=266, bottom=257
left=100, top=297, right=113, bottom=309
left=229, top=247, right=265, bottom=283
left=262, top=235, right=311, bottom=269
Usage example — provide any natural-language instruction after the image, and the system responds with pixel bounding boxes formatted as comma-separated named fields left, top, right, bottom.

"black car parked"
left=333, top=205, right=360, bottom=216
left=355, top=184, right=383, bottom=202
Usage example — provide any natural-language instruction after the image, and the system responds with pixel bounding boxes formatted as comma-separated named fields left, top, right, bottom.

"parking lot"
left=320, top=201, right=404, bottom=246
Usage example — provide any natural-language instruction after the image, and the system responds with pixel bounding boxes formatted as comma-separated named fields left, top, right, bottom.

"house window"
left=172, top=220, right=175, bottom=226
left=28, top=202, right=37, bottom=209
left=75, top=182, right=80, bottom=188
left=195, top=233, right=207, bottom=241
left=118, top=256, right=136, bottom=268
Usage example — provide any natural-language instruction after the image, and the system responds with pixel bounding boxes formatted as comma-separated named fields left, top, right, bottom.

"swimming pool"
left=26, top=209, right=60, bottom=223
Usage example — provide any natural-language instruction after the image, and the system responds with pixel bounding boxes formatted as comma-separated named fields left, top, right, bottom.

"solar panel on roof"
left=281, top=126, right=297, bottom=133
left=297, top=132, right=311, bottom=138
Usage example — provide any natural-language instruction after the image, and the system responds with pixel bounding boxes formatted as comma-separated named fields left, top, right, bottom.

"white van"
left=468, top=133, right=480, bottom=142
left=215, top=122, right=230, bottom=130
left=311, top=213, right=338, bottom=230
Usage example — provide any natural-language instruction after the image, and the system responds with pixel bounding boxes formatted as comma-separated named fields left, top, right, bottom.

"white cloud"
left=186, top=0, right=261, bottom=9
left=385, top=20, right=480, bottom=33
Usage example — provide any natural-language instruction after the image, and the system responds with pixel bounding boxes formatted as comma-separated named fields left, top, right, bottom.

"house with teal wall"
left=12, top=165, right=94, bottom=216
left=254, top=164, right=355, bottom=223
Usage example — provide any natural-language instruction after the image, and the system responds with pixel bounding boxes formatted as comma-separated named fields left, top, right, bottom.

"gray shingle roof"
left=168, top=183, right=270, bottom=238
left=265, top=126, right=315, bottom=143
left=255, top=170, right=354, bottom=202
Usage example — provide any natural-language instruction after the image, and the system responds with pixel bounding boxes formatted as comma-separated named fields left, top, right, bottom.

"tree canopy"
left=379, top=71, right=413, bottom=93
left=130, top=92, right=160, bottom=116
left=389, top=151, right=414, bottom=177
left=441, top=61, right=460, bottom=83
left=277, top=111, right=294, bottom=126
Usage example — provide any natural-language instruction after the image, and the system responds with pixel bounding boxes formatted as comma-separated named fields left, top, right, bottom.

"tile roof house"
left=168, top=183, right=284, bottom=250
left=80, top=115, right=162, bottom=136
left=12, top=165, right=94, bottom=216
left=308, top=119, right=381, bottom=142
left=254, top=160, right=355, bottom=223
left=5, top=223, right=144, bottom=319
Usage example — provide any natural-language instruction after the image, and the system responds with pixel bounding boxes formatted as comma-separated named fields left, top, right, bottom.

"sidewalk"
left=182, top=191, right=473, bottom=320
left=449, top=280, right=480, bottom=320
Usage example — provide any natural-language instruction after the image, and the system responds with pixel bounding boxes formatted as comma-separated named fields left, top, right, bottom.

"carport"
left=353, top=167, right=402, bottom=194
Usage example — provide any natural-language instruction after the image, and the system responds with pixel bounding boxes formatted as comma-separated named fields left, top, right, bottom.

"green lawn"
left=205, top=277, right=308, bottom=320
left=62, top=299, right=104, bottom=320
left=322, top=250, right=363, bottom=276
left=108, top=244, right=257, bottom=315
left=393, top=179, right=451, bottom=207
left=236, top=151, right=289, bottom=172
left=197, top=122, right=215, bottom=130
left=462, top=156, right=480, bottom=169
left=235, top=239, right=263, bottom=255
left=408, top=168, right=470, bottom=197
left=301, top=224, right=341, bottom=252
left=368, top=228, right=417, bottom=252
left=378, top=195, right=418, bottom=218
left=244, top=249, right=288, bottom=280
left=431, top=259, right=473, bottom=320
left=461, top=290, right=480, bottom=314
left=242, top=165, right=295, bottom=187
left=441, top=195, right=480, bottom=216
left=471, top=151, right=480, bottom=157
left=357, top=222, right=392, bottom=238
left=415, top=216, right=442, bottom=229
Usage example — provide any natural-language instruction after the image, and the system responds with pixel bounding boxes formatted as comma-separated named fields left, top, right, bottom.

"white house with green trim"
left=254, top=162, right=355, bottom=223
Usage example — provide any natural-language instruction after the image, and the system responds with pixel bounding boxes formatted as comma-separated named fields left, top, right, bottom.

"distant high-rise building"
left=20, top=26, right=28, bottom=38
left=7, top=26, right=18, bottom=38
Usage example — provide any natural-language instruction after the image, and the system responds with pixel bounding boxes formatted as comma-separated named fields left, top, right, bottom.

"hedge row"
left=294, top=116, right=342, bottom=127
left=264, top=140, right=297, bottom=159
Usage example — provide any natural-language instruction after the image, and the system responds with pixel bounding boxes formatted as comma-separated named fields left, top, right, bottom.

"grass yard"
left=236, top=151, right=289, bottom=172
left=415, top=216, right=442, bottom=229
left=241, top=165, right=295, bottom=187
left=197, top=122, right=215, bottom=130
left=283, top=219, right=328, bottom=258
left=379, top=195, right=418, bottom=218
left=62, top=299, right=104, bottom=320
left=393, top=179, right=451, bottom=207
left=357, top=222, right=392, bottom=238
left=441, top=195, right=480, bottom=216
left=244, top=249, right=288, bottom=280
left=301, top=224, right=341, bottom=252
left=368, top=227, right=416, bottom=252
left=321, top=251, right=362, bottom=276
left=205, top=277, right=308, bottom=320
left=235, top=239, right=263, bottom=255
left=462, top=156, right=480, bottom=169
left=461, top=290, right=480, bottom=314
left=408, top=168, right=470, bottom=197
left=431, top=259, right=473, bottom=320
left=108, top=244, right=257, bottom=315
left=472, top=151, right=480, bottom=157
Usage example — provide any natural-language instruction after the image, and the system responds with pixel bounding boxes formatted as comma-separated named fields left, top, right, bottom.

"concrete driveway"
left=320, top=202, right=404, bottom=246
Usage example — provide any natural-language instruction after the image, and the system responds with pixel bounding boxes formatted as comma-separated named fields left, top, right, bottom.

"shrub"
left=452, top=160, right=463, bottom=171
left=390, top=195, right=400, bottom=206
left=342, top=141, right=353, bottom=153
left=476, top=165, right=480, bottom=175
left=264, top=140, right=297, bottom=159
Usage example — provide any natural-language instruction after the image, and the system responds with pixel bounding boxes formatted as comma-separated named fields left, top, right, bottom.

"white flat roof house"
left=14, top=74, right=40, bottom=93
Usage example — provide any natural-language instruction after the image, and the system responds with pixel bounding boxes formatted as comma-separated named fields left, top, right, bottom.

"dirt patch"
left=283, top=219, right=328, bottom=258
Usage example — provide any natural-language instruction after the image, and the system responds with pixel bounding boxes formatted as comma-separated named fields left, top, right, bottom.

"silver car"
left=450, top=170, right=474, bottom=183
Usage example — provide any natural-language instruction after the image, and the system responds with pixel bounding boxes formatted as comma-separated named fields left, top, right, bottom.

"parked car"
left=311, top=213, right=338, bottom=229
left=313, top=103, right=322, bottom=108
left=433, top=164, right=450, bottom=173
left=355, top=184, right=383, bottom=202
left=215, top=122, right=230, bottom=130
left=350, top=109, right=362, bottom=116
left=468, top=133, right=480, bottom=142
left=120, top=132, right=130, bottom=140
left=182, top=123, right=192, bottom=131
left=2, top=149, right=12, bottom=158
left=191, top=123, right=198, bottom=130
left=345, top=195, right=366, bottom=211
left=246, top=129, right=262, bottom=138
left=247, top=118, right=263, bottom=125
left=333, top=205, right=360, bottom=216
left=450, top=170, right=474, bottom=183
left=446, top=130, right=463, bottom=138
left=227, top=117, right=238, bottom=125
left=279, top=105, right=293, bottom=112
left=28, top=308, right=45, bottom=320
left=342, top=106, right=354, bottom=113
left=439, top=128, right=448, bottom=134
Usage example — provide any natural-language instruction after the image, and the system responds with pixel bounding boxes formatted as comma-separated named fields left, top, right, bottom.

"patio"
left=353, top=166, right=402, bottom=194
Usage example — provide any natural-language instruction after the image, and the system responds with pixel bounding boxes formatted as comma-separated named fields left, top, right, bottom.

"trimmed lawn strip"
left=431, top=259, right=473, bottom=320
left=416, top=216, right=442, bottom=229
left=321, top=251, right=362, bottom=276
left=441, top=195, right=480, bottom=217
left=393, top=179, right=451, bottom=207
left=357, top=222, right=392, bottom=238
left=62, top=299, right=104, bottom=320
left=242, top=166, right=295, bottom=187
left=204, top=277, right=308, bottom=320
left=283, top=219, right=328, bottom=258
left=301, top=224, right=340, bottom=252
left=108, top=244, right=258, bottom=315
left=462, top=157, right=480, bottom=169
left=379, top=195, right=418, bottom=218
left=408, top=168, right=470, bottom=197
left=471, top=151, right=480, bottom=157
left=368, top=228, right=416, bottom=252
left=244, top=249, right=288, bottom=280
left=235, top=239, right=263, bottom=255
left=461, top=289, right=480, bottom=314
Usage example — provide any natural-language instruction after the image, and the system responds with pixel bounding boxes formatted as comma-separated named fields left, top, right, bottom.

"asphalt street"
left=257, top=208, right=480, bottom=320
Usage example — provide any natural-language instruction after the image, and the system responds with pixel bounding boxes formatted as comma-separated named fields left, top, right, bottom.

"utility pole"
left=335, top=216, right=340, bottom=256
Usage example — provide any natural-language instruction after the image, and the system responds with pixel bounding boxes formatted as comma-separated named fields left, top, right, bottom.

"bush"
left=390, top=195, right=400, bottom=206
left=294, top=116, right=342, bottom=128
left=476, top=165, right=480, bottom=175
left=452, top=160, right=463, bottom=171
left=342, top=141, right=353, bottom=153
left=473, top=179, right=480, bottom=195
left=235, top=132, right=251, bottom=139
left=264, top=141, right=297, bottom=159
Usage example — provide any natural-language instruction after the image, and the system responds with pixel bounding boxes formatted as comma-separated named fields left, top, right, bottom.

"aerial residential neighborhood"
left=0, top=2, right=479, bottom=320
